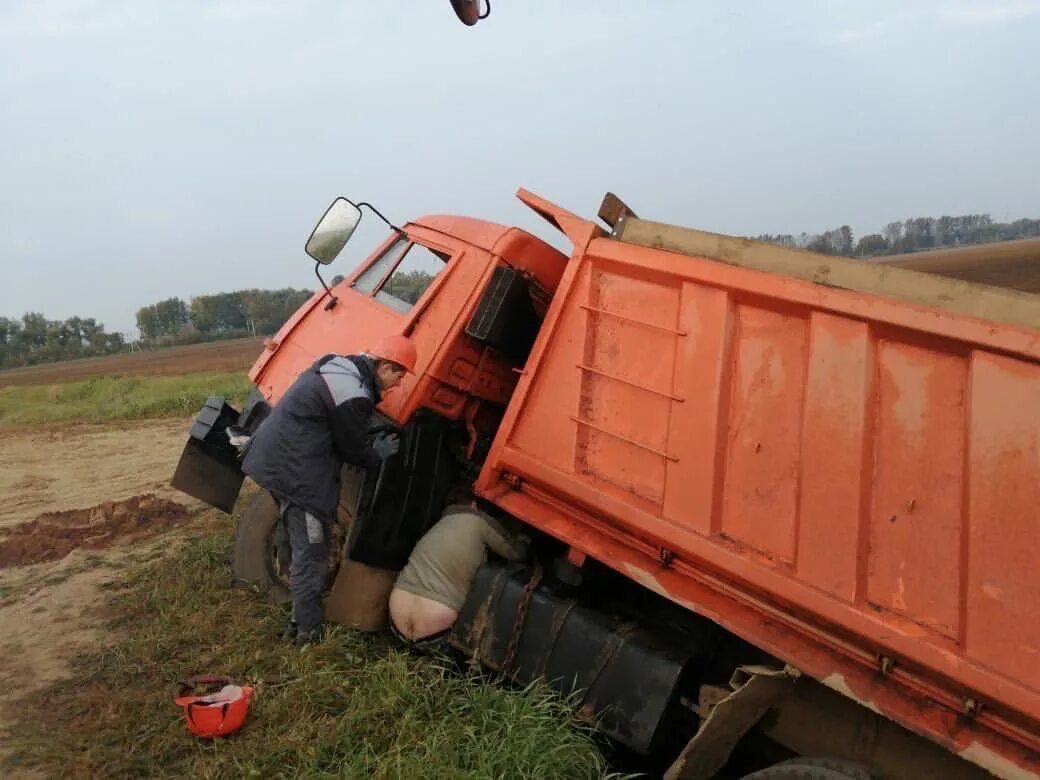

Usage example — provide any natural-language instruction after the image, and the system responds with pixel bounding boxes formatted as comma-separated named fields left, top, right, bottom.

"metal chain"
left=502, top=563, right=543, bottom=677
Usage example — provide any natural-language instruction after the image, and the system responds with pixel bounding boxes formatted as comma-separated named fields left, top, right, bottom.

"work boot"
left=294, top=627, right=323, bottom=647
left=280, top=620, right=299, bottom=643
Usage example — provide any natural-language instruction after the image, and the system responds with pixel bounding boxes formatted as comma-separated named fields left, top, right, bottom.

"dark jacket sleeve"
left=329, top=397, right=380, bottom=470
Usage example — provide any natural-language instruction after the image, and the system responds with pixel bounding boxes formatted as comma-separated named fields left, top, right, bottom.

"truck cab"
left=251, top=203, right=567, bottom=436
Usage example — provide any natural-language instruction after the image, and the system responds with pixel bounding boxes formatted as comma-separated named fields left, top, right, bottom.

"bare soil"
left=0, top=336, right=264, bottom=387
left=0, top=494, right=189, bottom=568
left=0, top=418, right=205, bottom=771
left=0, top=419, right=198, bottom=530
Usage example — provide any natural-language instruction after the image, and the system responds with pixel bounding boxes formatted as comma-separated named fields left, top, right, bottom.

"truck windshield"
left=352, top=236, right=450, bottom=313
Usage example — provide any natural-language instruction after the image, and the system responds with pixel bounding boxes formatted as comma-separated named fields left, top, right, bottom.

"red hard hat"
left=174, top=675, right=254, bottom=739
left=369, top=334, right=418, bottom=373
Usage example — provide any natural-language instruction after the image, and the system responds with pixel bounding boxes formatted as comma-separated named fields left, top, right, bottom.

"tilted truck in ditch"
left=173, top=189, right=1040, bottom=779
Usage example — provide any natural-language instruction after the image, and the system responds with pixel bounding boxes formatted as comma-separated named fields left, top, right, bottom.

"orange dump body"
left=476, top=197, right=1040, bottom=776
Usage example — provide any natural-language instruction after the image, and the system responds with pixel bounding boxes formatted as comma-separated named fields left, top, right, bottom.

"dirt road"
left=0, top=418, right=204, bottom=770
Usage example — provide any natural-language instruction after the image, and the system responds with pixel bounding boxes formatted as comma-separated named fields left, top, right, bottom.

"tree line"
left=0, top=288, right=314, bottom=370
left=754, top=213, right=1040, bottom=257
left=135, top=288, right=313, bottom=344
left=0, top=314, right=127, bottom=369
left=384, top=269, right=436, bottom=304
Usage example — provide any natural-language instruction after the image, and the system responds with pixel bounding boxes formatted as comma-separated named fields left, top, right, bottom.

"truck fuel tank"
left=451, top=560, right=719, bottom=756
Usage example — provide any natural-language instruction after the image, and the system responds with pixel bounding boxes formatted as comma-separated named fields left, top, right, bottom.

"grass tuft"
left=0, top=372, right=252, bottom=428
left=3, top=512, right=614, bottom=778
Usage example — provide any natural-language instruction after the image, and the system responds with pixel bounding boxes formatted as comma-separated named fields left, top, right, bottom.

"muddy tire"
left=232, top=490, right=290, bottom=603
left=231, top=469, right=365, bottom=605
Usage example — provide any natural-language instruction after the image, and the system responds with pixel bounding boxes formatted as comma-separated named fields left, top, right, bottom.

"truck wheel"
left=741, top=757, right=877, bottom=780
left=232, top=490, right=291, bottom=603
left=231, top=473, right=362, bottom=604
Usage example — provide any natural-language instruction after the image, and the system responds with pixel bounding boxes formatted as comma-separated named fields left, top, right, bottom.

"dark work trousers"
left=280, top=502, right=329, bottom=635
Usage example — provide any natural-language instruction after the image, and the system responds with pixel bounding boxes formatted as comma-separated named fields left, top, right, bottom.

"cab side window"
left=353, top=239, right=450, bottom=313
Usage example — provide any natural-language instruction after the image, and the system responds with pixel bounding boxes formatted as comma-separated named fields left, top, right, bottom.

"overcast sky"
left=2, top=0, right=1038, bottom=336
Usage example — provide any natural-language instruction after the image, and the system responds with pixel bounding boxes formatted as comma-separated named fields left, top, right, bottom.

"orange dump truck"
left=174, top=190, right=1039, bottom=779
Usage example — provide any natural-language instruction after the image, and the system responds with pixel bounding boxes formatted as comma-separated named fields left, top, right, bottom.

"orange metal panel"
left=965, top=352, right=1040, bottom=689
left=720, top=304, right=809, bottom=564
left=662, top=283, right=734, bottom=537
left=795, top=313, right=873, bottom=603
left=576, top=263, right=680, bottom=504
left=867, top=342, right=967, bottom=638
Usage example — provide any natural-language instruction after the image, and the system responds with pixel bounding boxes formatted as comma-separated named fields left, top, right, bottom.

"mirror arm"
left=314, top=261, right=338, bottom=310
left=356, top=202, right=405, bottom=237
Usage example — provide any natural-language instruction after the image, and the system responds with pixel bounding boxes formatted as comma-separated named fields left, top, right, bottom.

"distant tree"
left=81, top=318, right=105, bottom=349
left=154, top=297, right=189, bottom=337
left=189, top=296, right=217, bottom=334
left=0, top=317, right=23, bottom=368
left=805, top=235, right=831, bottom=254
left=136, top=304, right=161, bottom=341
left=855, top=233, right=890, bottom=256
left=753, top=233, right=798, bottom=248
left=838, top=225, right=854, bottom=256
left=0, top=312, right=123, bottom=369
left=179, top=288, right=310, bottom=341
left=214, top=292, right=247, bottom=332
left=884, top=221, right=903, bottom=251
left=385, top=270, right=435, bottom=304
left=188, top=292, right=246, bottom=334
left=21, top=312, right=48, bottom=352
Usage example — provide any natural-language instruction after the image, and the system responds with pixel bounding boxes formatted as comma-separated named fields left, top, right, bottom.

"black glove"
left=371, top=432, right=400, bottom=462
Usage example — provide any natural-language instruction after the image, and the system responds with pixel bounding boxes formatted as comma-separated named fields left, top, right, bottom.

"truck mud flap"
left=170, top=396, right=245, bottom=513
left=450, top=560, right=711, bottom=756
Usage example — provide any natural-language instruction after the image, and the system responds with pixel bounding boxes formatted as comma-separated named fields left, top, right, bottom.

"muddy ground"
left=0, top=419, right=205, bottom=770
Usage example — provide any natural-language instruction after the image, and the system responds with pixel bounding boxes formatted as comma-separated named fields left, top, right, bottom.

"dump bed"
left=476, top=202, right=1040, bottom=776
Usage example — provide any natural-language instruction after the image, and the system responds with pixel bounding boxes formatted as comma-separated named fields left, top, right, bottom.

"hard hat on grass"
left=174, top=675, right=254, bottom=738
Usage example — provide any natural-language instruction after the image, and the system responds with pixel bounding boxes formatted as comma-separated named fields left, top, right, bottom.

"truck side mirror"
left=306, top=198, right=362, bottom=265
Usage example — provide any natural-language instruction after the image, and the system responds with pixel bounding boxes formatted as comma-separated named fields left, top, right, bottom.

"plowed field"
left=0, top=337, right=264, bottom=387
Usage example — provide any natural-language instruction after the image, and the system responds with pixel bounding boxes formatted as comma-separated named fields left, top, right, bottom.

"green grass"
left=3, top=512, right=614, bottom=778
left=0, top=372, right=252, bottom=428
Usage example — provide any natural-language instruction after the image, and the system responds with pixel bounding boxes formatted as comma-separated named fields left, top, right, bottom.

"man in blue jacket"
left=242, top=334, right=418, bottom=645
